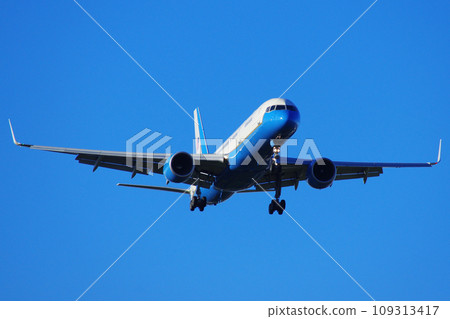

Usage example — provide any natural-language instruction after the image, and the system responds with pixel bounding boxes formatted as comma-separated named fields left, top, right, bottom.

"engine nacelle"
left=163, top=151, right=194, bottom=183
left=307, top=158, right=336, bottom=189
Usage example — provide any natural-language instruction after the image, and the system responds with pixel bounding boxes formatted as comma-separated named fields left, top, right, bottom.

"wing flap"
left=337, top=166, right=382, bottom=175
left=75, top=154, right=165, bottom=174
left=335, top=171, right=381, bottom=181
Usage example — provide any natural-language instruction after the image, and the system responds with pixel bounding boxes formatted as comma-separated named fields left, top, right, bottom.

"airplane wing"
left=243, top=140, right=442, bottom=192
left=8, top=120, right=226, bottom=188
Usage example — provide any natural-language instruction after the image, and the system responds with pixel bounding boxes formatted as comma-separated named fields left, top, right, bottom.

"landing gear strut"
left=190, top=196, right=206, bottom=211
left=269, top=144, right=286, bottom=215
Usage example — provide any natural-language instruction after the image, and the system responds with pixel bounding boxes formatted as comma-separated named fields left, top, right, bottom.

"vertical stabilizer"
left=194, top=108, right=209, bottom=154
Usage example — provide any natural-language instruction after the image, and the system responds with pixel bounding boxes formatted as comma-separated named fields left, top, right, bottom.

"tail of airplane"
left=194, top=108, right=209, bottom=154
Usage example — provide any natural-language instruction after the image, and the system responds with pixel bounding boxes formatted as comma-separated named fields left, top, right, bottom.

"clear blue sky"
left=1, top=0, right=449, bottom=301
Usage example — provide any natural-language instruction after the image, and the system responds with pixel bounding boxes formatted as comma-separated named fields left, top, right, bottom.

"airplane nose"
left=281, top=110, right=300, bottom=135
left=285, top=109, right=300, bottom=126
left=263, top=109, right=300, bottom=138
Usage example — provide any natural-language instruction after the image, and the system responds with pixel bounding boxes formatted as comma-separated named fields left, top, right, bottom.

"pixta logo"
left=126, top=129, right=172, bottom=176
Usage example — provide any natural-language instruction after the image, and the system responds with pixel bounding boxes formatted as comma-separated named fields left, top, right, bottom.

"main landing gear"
left=269, top=199, right=285, bottom=215
left=190, top=196, right=207, bottom=212
left=268, top=145, right=286, bottom=215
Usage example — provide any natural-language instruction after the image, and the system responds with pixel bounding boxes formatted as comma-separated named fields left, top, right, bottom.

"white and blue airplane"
left=9, top=98, right=441, bottom=214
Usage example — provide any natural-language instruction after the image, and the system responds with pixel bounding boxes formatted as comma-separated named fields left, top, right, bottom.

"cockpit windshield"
left=265, top=104, right=298, bottom=113
left=286, top=105, right=298, bottom=112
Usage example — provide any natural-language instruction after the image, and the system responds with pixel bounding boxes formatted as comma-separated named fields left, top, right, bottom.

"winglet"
left=8, top=119, right=30, bottom=147
left=431, top=139, right=442, bottom=166
left=8, top=119, right=20, bottom=145
left=436, top=139, right=442, bottom=164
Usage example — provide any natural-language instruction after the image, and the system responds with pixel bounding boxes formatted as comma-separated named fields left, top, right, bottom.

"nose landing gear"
left=269, top=144, right=286, bottom=215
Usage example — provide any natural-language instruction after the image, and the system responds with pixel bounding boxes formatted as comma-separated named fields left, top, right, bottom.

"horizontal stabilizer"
left=117, top=183, right=190, bottom=194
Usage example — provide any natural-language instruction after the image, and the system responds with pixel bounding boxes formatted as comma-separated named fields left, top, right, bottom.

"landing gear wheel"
left=275, top=199, right=284, bottom=215
left=198, top=197, right=207, bottom=212
left=190, top=196, right=198, bottom=211
left=268, top=200, right=275, bottom=214
left=268, top=199, right=285, bottom=215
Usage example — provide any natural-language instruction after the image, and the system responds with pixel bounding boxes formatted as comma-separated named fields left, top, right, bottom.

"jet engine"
left=306, top=158, right=336, bottom=189
left=163, top=151, right=194, bottom=183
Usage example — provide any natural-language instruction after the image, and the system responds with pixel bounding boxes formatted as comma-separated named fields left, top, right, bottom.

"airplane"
left=9, top=97, right=442, bottom=214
